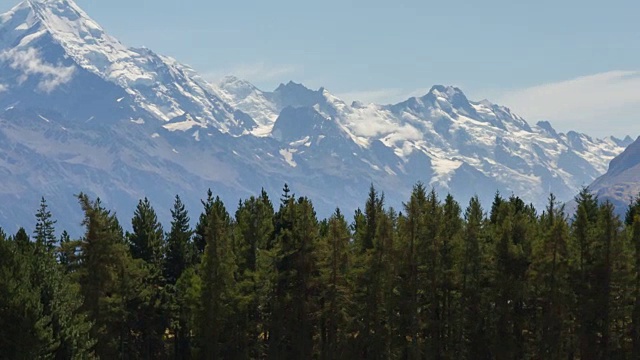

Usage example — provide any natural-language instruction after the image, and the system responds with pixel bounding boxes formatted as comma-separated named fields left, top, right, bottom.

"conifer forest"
left=3, top=183, right=640, bottom=359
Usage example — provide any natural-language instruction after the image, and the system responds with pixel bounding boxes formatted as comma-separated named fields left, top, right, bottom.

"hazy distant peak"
left=218, top=76, right=261, bottom=95
left=274, top=80, right=314, bottom=93
left=536, top=120, right=559, bottom=137
left=218, top=75, right=243, bottom=86
left=425, top=84, right=465, bottom=98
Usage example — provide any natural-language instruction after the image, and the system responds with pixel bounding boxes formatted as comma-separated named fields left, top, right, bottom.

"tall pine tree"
left=318, top=208, right=352, bottom=360
left=628, top=195, right=640, bottom=358
left=76, top=193, right=145, bottom=358
left=127, top=197, right=167, bottom=358
left=197, top=194, right=239, bottom=358
left=234, top=190, right=275, bottom=358
left=164, top=194, right=194, bottom=359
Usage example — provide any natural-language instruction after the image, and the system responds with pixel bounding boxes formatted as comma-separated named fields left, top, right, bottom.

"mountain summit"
left=0, top=0, right=632, bottom=233
left=1, top=0, right=254, bottom=134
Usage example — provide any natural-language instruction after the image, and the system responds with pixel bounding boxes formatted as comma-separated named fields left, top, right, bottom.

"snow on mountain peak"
left=423, top=85, right=473, bottom=108
left=2, top=0, right=150, bottom=85
left=27, top=0, right=94, bottom=21
left=27, top=0, right=75, bottom=4
left=25, top=0, right=120, bottom=53
left=1, top=0, right=257, bottom=134
left=214, top=75, right=278, bottom=135
left=218, top=75, right=260, bottom=97
left=0, top=0, right=631, bottom=235
left=426, top=84, right=465, bottom=98
left=536, top=120, right=559, bottom=137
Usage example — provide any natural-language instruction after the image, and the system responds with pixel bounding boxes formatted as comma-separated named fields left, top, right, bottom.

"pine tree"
left=626, top=195, right=640, bottom=226
left=372, top=207, right=398, bottom=359
left=164, top=195, right=194, bottom=359
left=234, top=189, right=275, bottom=358
left=34, top=197, right=57, bottom=251
left=165, top=195, right=193, bottom=285
left=0, top=210, right=95, bottom=359
left=235, top=190, right=275, bottom=276
left=318, top=208, right=352, bottom=359
left=350, top=186, right=397, bottom=359
left=34, top=200, right=97, bottom=359
left=57, top=230, right=75, bottom=271
left=173, top=267, right=201, bottom=360
left=127, top=197, right=167, bottom=358
left=269, top=191, right=321, bottom=359
left=268, top=186, right=296, bottom=358
left=15, top=226, right=32, bottom=253
left=595, top=201, right=628, bottom=358
left=423, top=189, right=445, bottom=358
left=7, top=179, right=640, bottom=358
left=530, top=194, right=571, bottom=359
left=362, top=184, right=382, bottom=252
left=197, top=195, right=238, bottom=358
left=129, top=197, right=165, bottom=267
left=49, top=274, right=96, bottom=360
left=490, top=196, right=534, bottom=359
left=629, top=195, right=640, bottom=358
left=194, top=189, right=215, bottom=259
left=458, top=196, right=491, bottom=359
left=569, top=187, right=604, bottom=358
left=0, top=229, right=55, bottom=358
left=281, top=183, right=292, bottom=204
left=489, top=191, right=504, bottom=225
left=290, top=196, right=321, bottom=359
left=399, top=182, right=427, bottom=359
left=76, top=193, right=146, bottom=358
left=440, top=193, right=462, bottom=357
left=351, top=185, right=390, bottom=359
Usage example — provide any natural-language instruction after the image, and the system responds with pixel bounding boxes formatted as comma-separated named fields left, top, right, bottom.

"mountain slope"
left=0, top=0, right=632, bottom=234
left=1, top=0, right=256, bottom=135
left=585, top=136, right=640, bottom=211
left=216, top=81, right=630, bottom=205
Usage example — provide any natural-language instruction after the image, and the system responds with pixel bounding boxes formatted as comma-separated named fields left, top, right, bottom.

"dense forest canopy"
left=2, top=184, right=640, bottom=359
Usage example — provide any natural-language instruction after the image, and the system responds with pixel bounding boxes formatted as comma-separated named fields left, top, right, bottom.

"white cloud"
left=0, top=48, right=75, bottom=93
left=0, top=83, right=7, bottom=92
left=493, top=71, right=640, bottom=137
left=350, top=117, right=422, bottom=141
left=206, top=62, right=300, bottom=85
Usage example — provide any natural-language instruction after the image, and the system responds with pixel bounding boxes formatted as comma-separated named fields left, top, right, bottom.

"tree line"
left=1, top=183, right=640, bottom=359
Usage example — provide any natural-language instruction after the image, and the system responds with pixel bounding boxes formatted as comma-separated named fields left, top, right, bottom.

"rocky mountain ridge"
left=0, top=0, right=632, bottom=233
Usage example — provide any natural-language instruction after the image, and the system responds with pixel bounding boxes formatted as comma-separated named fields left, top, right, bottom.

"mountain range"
left=585, top=136, right=640, bottom=212
left=0, top=0, right=634, bottom=234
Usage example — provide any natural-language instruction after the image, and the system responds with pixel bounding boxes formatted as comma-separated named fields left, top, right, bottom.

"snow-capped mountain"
left=216, top=79, right=632, bottom=205
left=582, top=136, right=640, bottom=213
left=0, top=0, right=255, bottom=135
left=0, top=0, right=632, bottom=234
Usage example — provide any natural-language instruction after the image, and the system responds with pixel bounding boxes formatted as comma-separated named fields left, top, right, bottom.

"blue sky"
left=3, top=0, right=640, bottom=137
